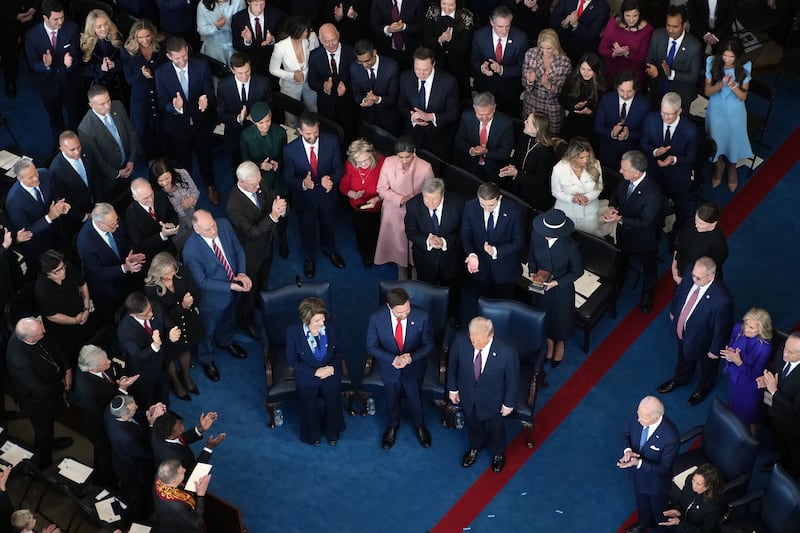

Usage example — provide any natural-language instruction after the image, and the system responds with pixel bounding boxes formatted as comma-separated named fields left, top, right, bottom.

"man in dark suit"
left=405, top=177, right=464, bottom=327
left=0, top=0, right=40, bottom=98
left=349, top=39, right=401, bottom=135
left=687, top=0, right=735, bottom=52
left=153, top=459, right=210, bottom=533
left=5, top=159, right=70, bottom=276
left=470, top=5, right=527, bottom=116
left=76, top=203, right=146, bottom=319
left=645, top=5, right=703, bottom=112
left=366, top=288, right=435, bottom=449
left=617, top=396, right=680, bottom=533
left=125, top=178, right=179, bottom=263
left=49, top=131, right=99, bottom=240
left=6, top=318, right=72, bottom=468
left=151, top=410, right=224, bottom=472
left=155, top=37, right=220, bottom=205
left=594, top=70, right=650, bottom=170
left=182, top=210, right=252, bottom=382
left=227, top=161, right=287, bottom=331
left=24, top=0, right=81, bottom=138
left=231, top=0, right=285, bottom=77
left=398, top=46, right=458, bottom=161
left=759, top=333, right=800, bottom=477
left=550, top=0, right=611, bottom=63
left=461, top=182, right=524, bottom=300
left=603, top=150, right=663, bottom=312
left=309, top=24, right=357, bottom=140
left=216, top=52, right=272, bottom=171
left=448, top=317, right=519, bottom=473
left=640, top=92, right=698, bottom=232
left=282, top=113, right=346, bottom=279
left=117, top=292, right=179, bottom=408
left=658, top=257, right=734, bottom=405
left=105, top=395, right=164, bottom=522
left=370, top=0, right=424, bottom=68
left=78, top=84, right=138, bottom=203
left=453, top=92, right=515, bottom=181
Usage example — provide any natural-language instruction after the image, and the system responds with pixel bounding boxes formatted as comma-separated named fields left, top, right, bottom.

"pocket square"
left=650, top=445, right=661, bottom=451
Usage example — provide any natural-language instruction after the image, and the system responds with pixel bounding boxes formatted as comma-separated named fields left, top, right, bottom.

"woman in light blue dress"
left=704, top=37, right=752, bottom=192
left=197, top=0, right=244, bottom=65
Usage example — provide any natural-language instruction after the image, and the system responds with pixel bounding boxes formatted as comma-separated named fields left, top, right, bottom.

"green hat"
left=250, top=102, right=271, bottom=121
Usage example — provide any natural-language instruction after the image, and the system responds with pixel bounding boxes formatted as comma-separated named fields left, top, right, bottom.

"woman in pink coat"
left=374, top=135, right=435, bottom=277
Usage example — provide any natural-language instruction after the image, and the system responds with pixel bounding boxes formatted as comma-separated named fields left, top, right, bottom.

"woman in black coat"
left=422, top=0, right=475, bottom=100
left=558, top=51, right=607, bottom=147
left=498, top=112, right=556, bottom=212
left=659, top=463, right=724, bottom=533
left=528, top=209, right=582, bottom=367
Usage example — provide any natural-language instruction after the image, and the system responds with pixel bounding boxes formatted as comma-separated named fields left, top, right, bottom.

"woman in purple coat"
left=720, top=308, right=772, bottom=436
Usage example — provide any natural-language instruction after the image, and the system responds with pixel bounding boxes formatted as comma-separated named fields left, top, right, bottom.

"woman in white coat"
left=550, top=136, right=604, bottom=236
left=269, top=16, right=319, bottom=126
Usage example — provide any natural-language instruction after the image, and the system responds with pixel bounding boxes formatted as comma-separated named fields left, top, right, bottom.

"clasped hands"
left=481, top=59, right=503, bottom=77
left=427, top=233, right=445, bottom=250
left=150, top=326, right=182, bottom=347
left=360, top=90, right=380, bottom=107
left=658, top=509, right=682, bottom=527
left=47, top=198, right=71, bottom=220
left=719, top=345, right=743, bottom=365
left=392, top=353, right=412, bottom=369
left=230, top=273, right=253, bottom=292
left=172, top=92, right=209, bottom=112
left=410, top=107, right=433, bottom=126
left=611, top=123, right=629, bottom=140
left=756, top=369, right=779, bottom=394
left=603, top=206, right=621, bottom=224
left=616, top=449, right=640, bottom=468
left=645, top=61, right=671, bottom=79
left=314, top=365, right=336, bottom=379
left=572, top=193, right=589, bottom=206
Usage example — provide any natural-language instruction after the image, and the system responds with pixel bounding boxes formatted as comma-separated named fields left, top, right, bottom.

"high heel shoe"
left=176, top=391, right=192, bottom=401
left=550, top=359, right=563, bottom=368
left=187, top=384, right=200, bottom=395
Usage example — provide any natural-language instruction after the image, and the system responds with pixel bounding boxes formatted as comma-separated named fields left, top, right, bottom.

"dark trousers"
left=38, top=84, right=82, bottom=140
left=130, top=371, right=170, bottom=410
left=0, top=25, right=22, bottom=84
left=86, top=417, right=116, bottom=486
left=297, top=201, right=337, bottom=261
left=296, top=377, right=344, bottom=444
left=198, top=294, right=240, bottom=364
left=242, top=256, right=273, bottom=324
left=406, top=123, right=453, bottom=161
left=620, top=249, right=659, bottom=296
left=673, top=340, right=719, bottom=393
left=475, top=278, right=516, bottom=300
left=351, top=209, right=380, bottom=260
left=465, top=403, right=507, bottom=455
left=634, top=490, right=668, bottom=530
left=171, top=128, right=216, bottom=189
left=28, top=409, right=56, bottom=468
left=415, top=260, right=462, bottom=318
left=659, top=177, right=694, bottom=232
left=774, top=429, right=800, bottom=478
left=384, top=378, right=425, bottom=428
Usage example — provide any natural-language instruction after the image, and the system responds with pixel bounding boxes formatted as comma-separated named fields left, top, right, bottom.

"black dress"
left=82, top=37, right=125, bottom=102
left=673, top=482, right=723, bottom=533
left=422, top=4, right=475, bottom=101
left=673, top=223, right=729, bottom=280
left=528, top=233, right=583, bottom=341
left=559, top=77, right=600, bottom=147
left=121, top=46, right=167, bottom=160
left=144, top=265, right=204, bottom=351
left=508, top=134, right=555, bottom=212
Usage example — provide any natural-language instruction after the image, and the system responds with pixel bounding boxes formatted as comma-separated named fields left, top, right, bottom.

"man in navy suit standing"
left=24, top=0, right=81, bottom=138
left=155, top=37, right=220, bottom=205
left=309, top=24, right=357, bottom=141
left=282, top=113, right=346, bottom=279
left=617, top=396, right=679, bottom=533
left=366, top=288, right=435, bottom=449
left=594, top=70, right=650, bottom=170
left=658, top=257, right=734, bottom=405
left=350, top=39, right=401, bottom=135
left=398, top=46, right=458, bottom=161
left=448, top=317, right=519, bottom=473
left=49, top=131, right=98, bottom=241
left=231, top=0, right=285, bottom=77
left=453, top=92, right=514, bottom=181
left=182, top=210, right=252, bottom=382
left=470, top=5, right=526, bottom=116
left=640, top=92, right=698, bottom=232
left=550, top=0, right=610, bottom=63
left=461, top=181, right=524, bottom=299
left=370, top=0, right=424, bottom=68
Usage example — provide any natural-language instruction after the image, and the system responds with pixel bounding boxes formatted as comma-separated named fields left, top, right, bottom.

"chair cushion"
left=575, top=283, right=614, bottom=323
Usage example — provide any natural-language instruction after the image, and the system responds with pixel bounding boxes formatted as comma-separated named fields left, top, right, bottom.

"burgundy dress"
left=723, top=322, right=772, bottom=424
left=598, top=19, right=653, bottom=93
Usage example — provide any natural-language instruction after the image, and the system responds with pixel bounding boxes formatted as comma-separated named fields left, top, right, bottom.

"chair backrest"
left=114, top=11, right=139, bottom=39
left=701, top=398, right=759, bottom=483
left=600, top=164, right=622, bottom=200
left=318, top=114, right=345, bottom=148
left=378, top=280, right=449, bottom=347
left=71, top=0, right=114, bottom=26
left=477, top=298, right=546, bottom=365
left=271, top=92, right=307, bottom=126
left=417, top=149, right=445, bottom=177
left=573, top=230, right=620, bottom=281
left=259, top=282, right=331, bottom=348
left=761, top=464, right=800, bottom=533
left=444, top=164, right=482, bottom=203
left=359, top=122, right=398, bottom=157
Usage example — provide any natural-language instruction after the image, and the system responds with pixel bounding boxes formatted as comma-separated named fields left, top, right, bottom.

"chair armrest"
left=264, top=351, right=274, bottom=388
left=722, top=472, right=751, bottom=495
left=724, top=489, right=764, bottom=520
left=527, top=370, right=539, bottom=407
left=363, top=354, right=375, bottom=376
left=678, top=425, right=704, bottom=445
left=438, top=347, right=448, bottom=385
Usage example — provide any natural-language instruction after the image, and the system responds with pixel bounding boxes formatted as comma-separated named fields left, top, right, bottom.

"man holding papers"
left=154, top=458, right=211, bottom=533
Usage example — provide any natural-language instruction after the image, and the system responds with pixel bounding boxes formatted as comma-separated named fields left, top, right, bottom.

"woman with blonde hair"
left=551, top=136, right=603, bottom=235
left=339, top=139, right=385, bottom=268
left=80, top=9, right=124, bottom=100
left=522, top=28, right=572, bottom=136
left=144, top=252, right=204, bottom=401
left=721, top=307, right=772, bottom=435
left=122, top=19, right=167, bottom=160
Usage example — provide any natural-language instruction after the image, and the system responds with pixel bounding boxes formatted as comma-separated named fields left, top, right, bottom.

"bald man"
left=308, top=23, right=357, bottom=138
left=125, top=178, right=179, bottom=263
left=618, top=396, right=679, bottom=533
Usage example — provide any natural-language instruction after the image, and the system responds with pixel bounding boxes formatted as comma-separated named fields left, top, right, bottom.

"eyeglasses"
left=355, top=158, right=372, bottom=166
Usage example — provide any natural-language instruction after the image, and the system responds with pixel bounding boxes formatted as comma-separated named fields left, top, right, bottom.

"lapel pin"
left=410, top=321, right=415, bottom=326
left=705, top=294, right=710, bottom=299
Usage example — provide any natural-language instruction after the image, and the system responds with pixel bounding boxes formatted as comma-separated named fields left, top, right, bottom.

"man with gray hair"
left=154, top=458, right=211, bottom=533
left=125, top=177, right=179, bottom=263
left=6, top=317, right=73, bottom=468
left=76, top=203, right=146, bottom=318
left=453, top=92, right=514, bottom=181
left=447, top=317, right=519, bottom=473
left=603, top=150, right=663, bottom=313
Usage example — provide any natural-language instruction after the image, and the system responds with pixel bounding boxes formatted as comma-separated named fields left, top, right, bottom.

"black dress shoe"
left=186, top=385, right=200, bottom=395
left=688, top=389, right=707, bottom=406
left=203, top=363, right=221, bottom=381
left=220, top=343, right=248, bottom=359
left=176, top=391, right=192, bottom=401
left=327, top=252, right=346, bottom=268
left=313, top=440, right=321, bottom=446
left=5, top=81, right=16, bottom=99
left=53, top=437, right=74, bottom=451
left=625, top=525, right=644, bottom=533
left=657, top=380, right=678, bottom=394
left=462, top=449, right=479, bottom=468
left=328, top=439, right=337, bottom=446
left=492, top=454, right=506, bottom=473
left=550, top=359, right=563, bottom=368
left=416, top=426, right=432, bottom=448
left=448, top=315, right=462, bottom=329
left=304, top=260, right=315, bottom=279
left=382, top=427, right=398, bottom=450
left=640, top=292, right=654, bottom=313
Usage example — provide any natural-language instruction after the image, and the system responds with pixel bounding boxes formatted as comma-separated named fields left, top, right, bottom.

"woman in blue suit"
left=286, top=297, right=346, bottom=446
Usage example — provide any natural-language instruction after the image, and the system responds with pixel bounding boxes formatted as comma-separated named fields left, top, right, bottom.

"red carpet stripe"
left=432, top=127, right=800, bottom=533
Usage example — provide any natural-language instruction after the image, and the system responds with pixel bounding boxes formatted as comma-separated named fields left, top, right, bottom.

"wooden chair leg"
left=357, top=391, right=370, bottom=416
left=343, top=391, right=357, bottom=416
left=433, top=399, right=448, bottom=427
left=522, top=421, right=534, bottom=448
left=266, top=402, right=277, bottom=428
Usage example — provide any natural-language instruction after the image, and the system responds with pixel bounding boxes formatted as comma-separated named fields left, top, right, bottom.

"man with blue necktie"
left=618, top=396, right=679, bottom=533
left=49, top=130, right=99, bottom=240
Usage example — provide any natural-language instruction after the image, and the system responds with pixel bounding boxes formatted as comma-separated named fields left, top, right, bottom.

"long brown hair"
left=710, top=37, right=747, bottom=85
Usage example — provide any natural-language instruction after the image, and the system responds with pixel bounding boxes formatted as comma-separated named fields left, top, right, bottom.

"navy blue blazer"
left=231, top=7, right=285, bottom=74
left=155, top=56, right=217, bottom=133
left=670, top=269, right=734, bottom=360
left=453, top=109, right=515, bottom=179
left=117, top=300, right=174, bottom=379
left=404, top=191, right=464, bottom=278
left=594, top=92, right=650, bottom=167
left=640, top=112, right=698, bottom=190
left=607, top=173, right=662, bottom=253
left=285, top=320, right=345, bottom=388
left=398, top=68, right=459, bottom=130
left=366, top=306, right=435, bottom=383
left=24, top=20, right=80, bottom=95
left=349, top=54, right=400, bottom=131
left=446, top=332, right=519, bottom=420
left=215, top=72, right=272, bottom=141
left=104, top=408, right=154, bottom=469
left=124, top=192, right=179, bottom=260
left=308, top=44, right=356, bottom=118
left=469, top=25, right=527, bottom=91
left=76, top=219, right=134, bottom=309
left=370, top=0, right=424, bottom=53
left=5, top=170, right=61, bottom=266
left=550, top=0, right=610, bottom=58
left=49, top=151, right=99, bottom=225
left=460, top=197, right=524, bottom=284
left=621, top=411, right=680, bottom=496
left=282, top=133, right=344, bottom=212
left=182, top=218, right=246, bottom=313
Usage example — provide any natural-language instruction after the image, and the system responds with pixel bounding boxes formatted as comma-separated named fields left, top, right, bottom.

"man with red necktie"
left=370, top=0, right=424, bottom=68
left=126, top=178, right=179, bottom=266
left=551, top=0, right=610, bottom=63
